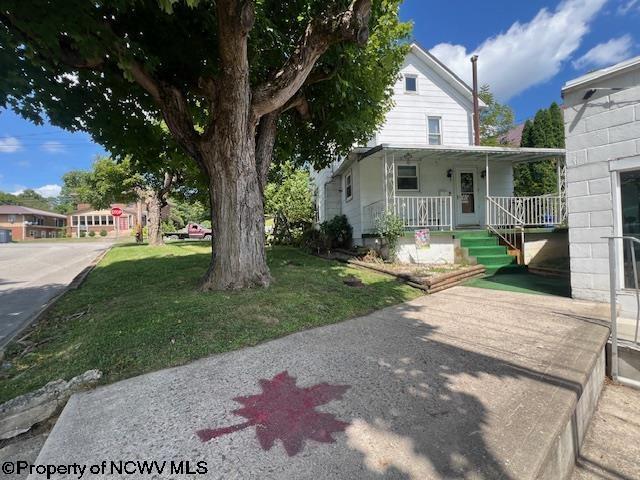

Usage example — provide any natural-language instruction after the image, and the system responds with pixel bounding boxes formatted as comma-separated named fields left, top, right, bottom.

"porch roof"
left=357, top=144, right=565, bottom=164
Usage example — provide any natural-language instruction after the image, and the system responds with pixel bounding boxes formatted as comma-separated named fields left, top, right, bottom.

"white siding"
left=342, top=161, right=362, bottom=244
left=564, top=68, right=640, bottom=312
left=375, top=51, right=474, bottom=147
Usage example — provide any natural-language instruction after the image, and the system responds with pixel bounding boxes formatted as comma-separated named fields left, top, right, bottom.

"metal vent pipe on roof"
left=471, top=55, right=480, bottom=146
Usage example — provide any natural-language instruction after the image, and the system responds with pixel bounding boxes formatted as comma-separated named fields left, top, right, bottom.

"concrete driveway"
left=0, top=241, right=111, bottom=347
left=32, top=286, right=610, bottom=480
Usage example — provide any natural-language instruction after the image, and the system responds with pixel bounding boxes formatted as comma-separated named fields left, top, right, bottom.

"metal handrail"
left=486, top=196, right=524, bottom=254
left=606, top=236, right=640, bottom=385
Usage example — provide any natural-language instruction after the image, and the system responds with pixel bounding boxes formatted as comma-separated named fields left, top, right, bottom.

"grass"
left=0, top=243, right=421, bottom=403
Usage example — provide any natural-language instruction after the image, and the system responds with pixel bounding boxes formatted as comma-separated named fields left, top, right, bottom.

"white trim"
left=563, top=54, right=640, bottom=93
left=404, top=73, right=418, bottom=94
left=609, top=154, right=640, bottom=173
left=454, top=167, right=480, bottom=226
left=395, top=163, right=420, bottom=192
left=344, top=169, right=353, bottom=202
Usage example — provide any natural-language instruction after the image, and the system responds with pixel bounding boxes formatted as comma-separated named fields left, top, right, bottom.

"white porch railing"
left=487, top=196, right=565, bottom=227
left=486, top=196, right=524, bottom=255
left=362, top=196, right=453, bottom=233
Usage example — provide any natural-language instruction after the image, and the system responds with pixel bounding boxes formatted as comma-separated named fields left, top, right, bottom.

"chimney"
left=471, top=55, right=480, bottom=146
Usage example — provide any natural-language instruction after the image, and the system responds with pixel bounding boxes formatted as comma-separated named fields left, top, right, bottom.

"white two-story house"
left=312, top=43, right=567, bottom=271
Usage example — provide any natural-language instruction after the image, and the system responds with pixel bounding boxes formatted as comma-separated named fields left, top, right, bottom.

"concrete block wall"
left=564, top=80, right=640, bottom=304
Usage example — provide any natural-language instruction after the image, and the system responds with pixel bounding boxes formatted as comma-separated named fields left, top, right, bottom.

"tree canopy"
left=478, top=85, right=514, bottom=146
left=0, top=0, right=410, bottom=289
left=515, top=101, right=564, bottom=196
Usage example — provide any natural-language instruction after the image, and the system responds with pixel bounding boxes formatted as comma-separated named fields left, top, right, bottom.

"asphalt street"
left=0, top=241, right=111, bottom=347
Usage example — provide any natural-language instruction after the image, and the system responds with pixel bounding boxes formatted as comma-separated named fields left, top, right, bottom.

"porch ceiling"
left=359, top=144, right=565, bottom=164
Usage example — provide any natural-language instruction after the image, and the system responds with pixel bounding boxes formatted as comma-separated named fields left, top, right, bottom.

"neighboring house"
left=499, top=123, right=525, bottom=147
left=562, top=55, right=640, bottom=317
left=312, top=43, right=566, bottom=269
left=0, top=205, right=67, bottom=240
left=67, top=202, right=146, bottom=238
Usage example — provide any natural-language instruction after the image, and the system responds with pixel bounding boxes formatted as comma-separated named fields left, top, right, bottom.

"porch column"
left=383, top=152, right=395, bottom=213
left=557, top=156, right=567, bottom=223
left=485, top=153, right=489, bottom=226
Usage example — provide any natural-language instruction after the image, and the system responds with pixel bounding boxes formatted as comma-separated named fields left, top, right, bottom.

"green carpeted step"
left=460, top=237, right=498, bottom=248
left=475, top=254, right=516, bottom=266
left=466, top=245, right=507, bottom=256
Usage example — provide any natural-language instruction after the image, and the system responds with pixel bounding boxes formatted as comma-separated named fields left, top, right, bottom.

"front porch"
left=358, top=145, right=566, bottom=255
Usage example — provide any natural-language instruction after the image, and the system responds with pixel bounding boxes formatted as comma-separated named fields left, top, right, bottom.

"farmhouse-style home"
left=312, top=43, right=567, bottom=272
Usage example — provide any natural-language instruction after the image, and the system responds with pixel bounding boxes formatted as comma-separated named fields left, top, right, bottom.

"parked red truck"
left=164, top=223, right=212, bottom=240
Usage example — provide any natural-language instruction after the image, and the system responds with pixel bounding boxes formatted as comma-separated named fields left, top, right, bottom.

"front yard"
left=0, top=243, right=421, bottom=403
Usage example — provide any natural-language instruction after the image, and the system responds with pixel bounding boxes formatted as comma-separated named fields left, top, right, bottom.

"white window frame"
left=404, top=74, right=418, bottom=94
left=396, top=164, right=420, bottom=192
left=345, top=170, right=353, bottom=202
left=427, top=115, right=443, bottom=145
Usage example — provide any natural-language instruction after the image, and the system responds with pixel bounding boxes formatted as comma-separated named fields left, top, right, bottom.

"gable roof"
left=409, top=43, right=487, bottom=108
left=562, top=54, right=640, bottom=94
left=0, top=205, right=67, bottom=219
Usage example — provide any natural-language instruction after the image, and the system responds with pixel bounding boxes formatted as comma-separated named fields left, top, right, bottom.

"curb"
left=1, top=245, right=113, bottom=348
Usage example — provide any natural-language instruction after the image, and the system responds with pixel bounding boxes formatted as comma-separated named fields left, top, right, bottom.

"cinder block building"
left=562, top=55, right=640, bottom=316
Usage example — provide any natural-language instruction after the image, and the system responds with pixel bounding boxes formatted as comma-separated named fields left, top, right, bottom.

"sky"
left=0, top=0, right=639, bottom=197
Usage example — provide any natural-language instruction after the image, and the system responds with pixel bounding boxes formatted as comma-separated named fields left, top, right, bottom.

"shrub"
left=88, top=230, right=96, bottom=237
left=99, top=229, right=108, bottom=237
left=320, top=215, right=352, bottom=249
left=79, top=231, right=86, bottom=238
left=301, top=227, right=329, bottom=254
left=375, top=211, right=405, bottom=260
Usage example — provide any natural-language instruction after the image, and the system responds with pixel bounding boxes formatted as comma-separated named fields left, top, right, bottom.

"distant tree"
left=264, top=163, right=314, bottom=245
left=515, top=103, right=564, bottom=196
left=0, top=189, right=55, bottom=211
left=478, top=85, right=514, bottom=146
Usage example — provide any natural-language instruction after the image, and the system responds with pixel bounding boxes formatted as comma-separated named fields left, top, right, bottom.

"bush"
left=320, top=215, right=352, bottom=250
left=301, top=227, right=329, bottom=253
left=375, top=211, right=405, bottom=260
left=88, top=230, right=96, bottom=237
left=79, top=231, right=87, bottom=238
left=99, top=229, right=108, bottom=237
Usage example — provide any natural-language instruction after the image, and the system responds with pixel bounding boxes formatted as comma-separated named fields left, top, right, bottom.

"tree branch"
left=255, top=112, right=280, bottom=193
left=251, top=0, right=371, bottom=119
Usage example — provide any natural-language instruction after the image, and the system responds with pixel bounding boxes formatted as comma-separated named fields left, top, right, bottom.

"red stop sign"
left=111, top=207, right=123, bottom=217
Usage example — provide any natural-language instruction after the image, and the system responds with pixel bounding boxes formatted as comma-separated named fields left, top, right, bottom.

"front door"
left=455, top=169, right=479, bottom=226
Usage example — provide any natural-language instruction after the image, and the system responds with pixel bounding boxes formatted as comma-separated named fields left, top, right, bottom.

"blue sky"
left=1, top=0, right=638, bottom=197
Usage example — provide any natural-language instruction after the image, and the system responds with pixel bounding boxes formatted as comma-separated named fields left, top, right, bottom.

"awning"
left=358, top=144, right=565, bottom=164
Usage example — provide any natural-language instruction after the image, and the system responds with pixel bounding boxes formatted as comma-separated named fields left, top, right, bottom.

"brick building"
left=67, top=203, right=146, bottom=238
left=0, top=205, right=67, bottom=240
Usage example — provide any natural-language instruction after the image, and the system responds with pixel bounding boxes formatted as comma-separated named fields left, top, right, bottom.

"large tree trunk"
left=146, top=190, right=164, bottom=246
left=199, top=143, right=271, bottom=291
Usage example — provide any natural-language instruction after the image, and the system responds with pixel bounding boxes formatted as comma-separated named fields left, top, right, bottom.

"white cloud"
left=41, top=141, right=66, bottom=154
left=0, top=136, right=22, bottom=153
left=617, top=0, right=639, bottom=14
left=429, top=0, right=607, bottom=100
left=10, top=184, right=62, bottom=198
left=572, top=34, right=634, bottom=69
left=35, top=184, right=62, bottom=198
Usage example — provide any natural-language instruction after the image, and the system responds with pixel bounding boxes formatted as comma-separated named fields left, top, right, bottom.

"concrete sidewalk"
left=31, top=287, right=610, bottom=480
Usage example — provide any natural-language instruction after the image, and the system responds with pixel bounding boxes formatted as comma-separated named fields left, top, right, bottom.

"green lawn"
left=0, top=243, right=421, bottom=403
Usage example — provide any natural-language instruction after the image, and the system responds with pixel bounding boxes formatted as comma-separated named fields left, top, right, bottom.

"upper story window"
left=404, top=74, right=417, bottom=93
left=345, top=171, right=353, bottom=201
left=396, top=165, right=419, bottom=191
left=428, top=116, right=442, bottom=145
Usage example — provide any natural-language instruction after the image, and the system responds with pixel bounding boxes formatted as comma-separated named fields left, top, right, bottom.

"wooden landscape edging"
left=327, top=250, right=486, bottom=294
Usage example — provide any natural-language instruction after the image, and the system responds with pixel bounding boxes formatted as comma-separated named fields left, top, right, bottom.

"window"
left=428, top=116, right=442, bottom=145
left=79, top=216, right=86, bottom=226
left=620, top=169, right=640, bottom=289
left=108, top=216, right=114, bottom=226
left=396, top=165, right=419, bottom=191
left=72, top=216, right=78, bottom=226
left=100, top=215, right=107, bottom=225
left=345, top=171, right=353, bottom=201
left=87, top=215, right=93, bottom=226
left=404, top=75, right=417, bottom=93
left=7, top=215, right=15, bottom=223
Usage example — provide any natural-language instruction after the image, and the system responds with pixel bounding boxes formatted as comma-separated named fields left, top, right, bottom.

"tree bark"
left=200, top=141, right=271, bottom=290
left=146, top=190, right=164, bottom=246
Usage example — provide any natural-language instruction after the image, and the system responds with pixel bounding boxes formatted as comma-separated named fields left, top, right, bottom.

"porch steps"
left=457, top=231, right=522, bottom=276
